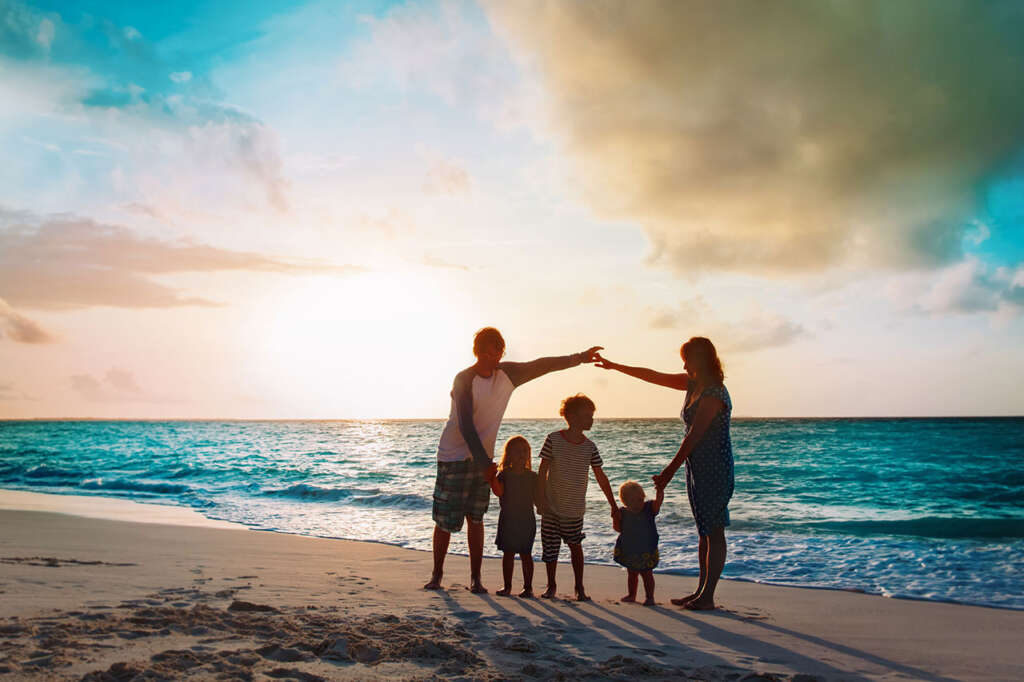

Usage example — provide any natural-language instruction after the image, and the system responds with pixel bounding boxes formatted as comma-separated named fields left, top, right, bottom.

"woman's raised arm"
left=594, top=354, right=688, bottom=391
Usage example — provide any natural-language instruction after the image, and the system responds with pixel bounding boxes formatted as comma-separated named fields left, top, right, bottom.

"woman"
left=596, top=337, right=733, bottom=610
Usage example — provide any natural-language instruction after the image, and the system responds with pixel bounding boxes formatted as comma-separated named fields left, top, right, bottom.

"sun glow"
left=249, top=270, right=472, bottom=418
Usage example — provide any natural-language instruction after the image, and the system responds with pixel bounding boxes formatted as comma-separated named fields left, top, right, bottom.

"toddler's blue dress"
left=681, top=383, right=734, bottom=536
left=613, top=500, right=659, bottom=571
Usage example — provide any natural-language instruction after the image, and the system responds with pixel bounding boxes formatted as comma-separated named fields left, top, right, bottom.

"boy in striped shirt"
left=536, top=393, right=619, bottom=601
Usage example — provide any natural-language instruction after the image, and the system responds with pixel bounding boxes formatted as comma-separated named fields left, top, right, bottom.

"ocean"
left=1, top=418, right=1022, bottom=609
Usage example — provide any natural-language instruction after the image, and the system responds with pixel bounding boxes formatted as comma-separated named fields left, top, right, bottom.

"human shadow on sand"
left=654, top=606, right=955, bottom=682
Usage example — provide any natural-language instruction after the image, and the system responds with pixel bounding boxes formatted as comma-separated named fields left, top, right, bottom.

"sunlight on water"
left=1, top=418, right=1022, bottom=608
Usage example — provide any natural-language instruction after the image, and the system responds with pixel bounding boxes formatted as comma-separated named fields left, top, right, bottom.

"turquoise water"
left=1, top=418, right=1022, bottom=609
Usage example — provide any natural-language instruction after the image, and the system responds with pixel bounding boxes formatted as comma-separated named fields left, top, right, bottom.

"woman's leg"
left=671, top=535, right=707, bottom=605
left=621, top=570, right=639, bottom=602
left=496, top=552, right=514, bottom=595
left=687, top=527, right=726, bottom=610
left=520, top=554, right=534, bottom=597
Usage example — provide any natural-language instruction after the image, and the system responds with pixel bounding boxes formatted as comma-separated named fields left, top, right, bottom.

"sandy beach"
left=0, top=491, right=1021, bottom=681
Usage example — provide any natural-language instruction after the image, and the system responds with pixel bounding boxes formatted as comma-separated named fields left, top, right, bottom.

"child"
left=490, top=435, right=538, bottom=597
left=536, top=394, right=618, bottom=601
left=614, top=480, right=664, bottom=605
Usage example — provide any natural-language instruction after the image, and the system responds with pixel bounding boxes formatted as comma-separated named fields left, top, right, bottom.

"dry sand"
left=0, top=491, right=1021, bottom=681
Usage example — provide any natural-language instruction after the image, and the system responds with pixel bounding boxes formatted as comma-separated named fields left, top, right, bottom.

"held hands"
left=578, top=346, right=604, bottom=363
left=485, top=461, right=498, bottom=483
left=611, top=506, right=622, bottom=533
left=652, top=469, right=673, bottom=490
left=593, top=352, right=617, bottom=370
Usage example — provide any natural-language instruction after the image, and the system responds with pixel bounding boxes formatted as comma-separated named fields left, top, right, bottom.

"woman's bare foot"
left=643, top=596, right=656, bottom=606
left=519, top=588, right=534, bottom=598
left=575, top=589, right=591, bottom=602
left=469, top=579, right=488, bottom=594
left=669, top=592, right=699, bottom=606
left=620, top=594, right=637, bottom=603
left=541, top=586, right=557, bottom=599
left=495, top=587, right=511, bottom=596
left=423, top=574, right=443, bottom=590
left=683, top=596, right=716, bottom=610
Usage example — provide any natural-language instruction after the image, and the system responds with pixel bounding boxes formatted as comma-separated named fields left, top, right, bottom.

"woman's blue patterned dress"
left=681, top=383, right=734, bottom=536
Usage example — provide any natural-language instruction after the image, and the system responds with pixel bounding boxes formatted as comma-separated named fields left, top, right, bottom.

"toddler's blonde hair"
left=499, top=435, right=532, bottom=472
left=619, top=480, right=645, bottom=508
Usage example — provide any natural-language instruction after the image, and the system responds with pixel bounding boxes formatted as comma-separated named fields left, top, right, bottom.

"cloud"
left=486, top=1, right=1024, bottom=275
left=898, top=259, right=1024, bottom=316
left=648, top=296, right=806, bottom=353
left=423, top=159, right=471, bottom=195
left=70, top=367, right=148, bottom=402
left=0, top=297, right=53, bottom=343
left=0, top=1, right=290, bottom=212
left=0, top=210, right=363, bottom=310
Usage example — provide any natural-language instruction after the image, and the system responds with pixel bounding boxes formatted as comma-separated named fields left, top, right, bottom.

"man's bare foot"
left=643, top=596, right=656, bottom=606
left=541, top=587, right=557, bottom=599
left=575, top=589, right=591, bottom=602
left=469, top=579, right=488, bottom=594
left=683, top=597, right=716, bottom=610
left=620, top=594, right=637, bottom=603
left=495, top=587, right=511, bottom=596
left=669, top=592, right=699, bottom=606
left=519, top=588, right=534, bottom=598
left=423, top=575, right=443, bottom=590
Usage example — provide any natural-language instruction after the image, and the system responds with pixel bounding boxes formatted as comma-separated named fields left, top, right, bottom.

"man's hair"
left=559, top=393, right=596, bottom=417
left=473, top=327, right=505, bottom=356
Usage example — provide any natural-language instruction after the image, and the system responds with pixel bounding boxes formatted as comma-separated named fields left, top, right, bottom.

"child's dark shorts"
left=432, top=459, right=490, bottom=533
left=540, top=513, right=585, bottom=562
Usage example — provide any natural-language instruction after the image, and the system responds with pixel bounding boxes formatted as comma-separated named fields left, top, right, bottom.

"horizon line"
left=3, top=415, right=1023, bottom=422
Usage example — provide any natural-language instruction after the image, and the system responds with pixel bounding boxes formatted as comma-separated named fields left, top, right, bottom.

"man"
left=424, top=326, right=602, bottom=592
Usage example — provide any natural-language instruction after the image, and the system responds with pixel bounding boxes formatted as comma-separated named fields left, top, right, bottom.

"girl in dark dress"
left=490, top=436, right=539, bottom=597
left=614, top=480, right=665, bottom=605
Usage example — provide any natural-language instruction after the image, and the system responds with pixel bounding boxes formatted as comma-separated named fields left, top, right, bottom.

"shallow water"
left=1, top=417, right=1022, bottom=609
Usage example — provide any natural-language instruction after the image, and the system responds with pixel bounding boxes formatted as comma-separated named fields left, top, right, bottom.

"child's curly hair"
left=619, top=480, right=646, bottom=508
left=559, top=393, right=596, bottom=417
left=498, top=435, right=531, bottom=472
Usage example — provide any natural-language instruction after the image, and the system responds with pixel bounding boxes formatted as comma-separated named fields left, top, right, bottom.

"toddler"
left=614, top=480, right=664, bottom=605
left=490, top=436, right=538, bottom=597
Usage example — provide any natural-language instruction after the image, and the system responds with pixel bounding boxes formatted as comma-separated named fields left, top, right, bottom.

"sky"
left=1, top=0, right=1023, bottom=419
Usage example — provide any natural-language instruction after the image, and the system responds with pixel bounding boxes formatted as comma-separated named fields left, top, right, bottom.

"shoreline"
left=1, top=503, right=1022, bottom=679
left=3, top=488, right=1021, bottom=615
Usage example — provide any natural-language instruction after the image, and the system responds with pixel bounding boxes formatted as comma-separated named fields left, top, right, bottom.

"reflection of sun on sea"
left=251, top=270, right=471, bottom=417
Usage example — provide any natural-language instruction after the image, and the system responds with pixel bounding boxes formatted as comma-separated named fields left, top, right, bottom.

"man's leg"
left=423, top=525, right=450, bottom=589
left=467, top=517, right=487, bottom=593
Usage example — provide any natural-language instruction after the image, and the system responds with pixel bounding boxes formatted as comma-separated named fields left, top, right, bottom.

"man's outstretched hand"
left=578, top=346, right=604, bottom=363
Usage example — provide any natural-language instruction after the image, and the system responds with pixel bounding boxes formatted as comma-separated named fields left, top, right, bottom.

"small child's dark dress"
left=613, top=500, right=659, bottom=571
left=495, top=470, right=537, bottom=555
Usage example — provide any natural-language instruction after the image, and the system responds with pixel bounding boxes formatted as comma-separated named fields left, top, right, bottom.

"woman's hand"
left=593, top=353, right=618, bottom=370
left=578, top=346, right=604, bottom=363
left=653, top=469, right=674, bottom=489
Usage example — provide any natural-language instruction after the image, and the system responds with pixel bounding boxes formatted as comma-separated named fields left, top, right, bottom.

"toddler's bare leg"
left=520, top=554, right=534, bottom=597
left=641, top=570, right=656, bottom=606
left=621, top=570, right=638, bottom=602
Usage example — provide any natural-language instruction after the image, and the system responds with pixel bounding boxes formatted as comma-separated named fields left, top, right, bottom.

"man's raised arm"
left=499, top=346, right=603, bottom=387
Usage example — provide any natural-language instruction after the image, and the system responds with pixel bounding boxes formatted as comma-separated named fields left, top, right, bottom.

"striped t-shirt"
left=540, top=431, right=603, bottom=519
